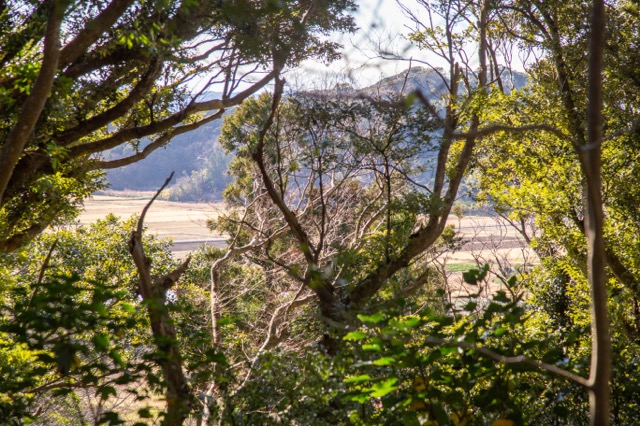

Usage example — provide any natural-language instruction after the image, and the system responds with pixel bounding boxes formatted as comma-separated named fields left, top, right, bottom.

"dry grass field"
left=79, top=194, right=227, bottom=258
left=437, top=215, right=537, bottom=302
left=79, top=194, right=536, bottom=296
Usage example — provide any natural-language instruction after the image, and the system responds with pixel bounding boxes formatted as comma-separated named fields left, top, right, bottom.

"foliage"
left=464, top=1, right=640, bottom=423
left=214, top=89, right=447, bottom=321
left=0, top=215, right=180, bottom=423
left=0, top=0, right=356, bottom=253
left=2, top=0, right=640, bottom=424
left=340, top=275, right=591, bottom=425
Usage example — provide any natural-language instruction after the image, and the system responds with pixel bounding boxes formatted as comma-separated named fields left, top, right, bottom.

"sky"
left=296, top=0, right=525, bottom=90
left=189, top=0, right=416, bottom=94
left=191, top=0, right=494, bottom=95
left=295, top=0, right=448, bottom=89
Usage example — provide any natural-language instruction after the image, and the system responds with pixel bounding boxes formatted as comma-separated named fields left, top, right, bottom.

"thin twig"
left=137, top=172, right=174, bottom=235
left=28, top=238, right=59, bottom=309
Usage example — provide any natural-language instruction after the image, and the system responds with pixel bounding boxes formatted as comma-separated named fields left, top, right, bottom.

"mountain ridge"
left=105, top=67, right=529, bottom=200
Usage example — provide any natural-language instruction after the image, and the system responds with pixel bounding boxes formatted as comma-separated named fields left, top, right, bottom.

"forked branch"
left=128, top=172, right=193, bottom=426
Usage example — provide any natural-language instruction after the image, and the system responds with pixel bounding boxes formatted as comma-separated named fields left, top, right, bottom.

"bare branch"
left=26, top=238, right=59, bottom=309
left=136, top=172, right=173, bottom=236
left=250, top=77, right=339, bottom=316
left=127, top=173, right=193, bottom=424
left=36, top=238, right=58, bottom=286
left=236, top=293, right=315, bottom=392
left=91, top=110, right=225, bottom=170
left=66, top=72, right=274, bottom=159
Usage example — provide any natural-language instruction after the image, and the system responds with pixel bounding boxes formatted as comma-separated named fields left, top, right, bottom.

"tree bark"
left=0, top=0, right=64, bottom=205
left=128, top=174, right=193, bottom=425
left=582, top=1, right=610, bottom=424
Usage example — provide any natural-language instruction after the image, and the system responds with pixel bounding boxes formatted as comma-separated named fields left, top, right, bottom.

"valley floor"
left=80, top=193, right=536, bottom=295
left=80, top=194, right=227, bottom=259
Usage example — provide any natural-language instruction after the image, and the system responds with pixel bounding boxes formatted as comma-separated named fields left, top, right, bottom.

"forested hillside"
left=106, top=67, right=527, bottom=202
left=105, top=117, right=230, bottom=199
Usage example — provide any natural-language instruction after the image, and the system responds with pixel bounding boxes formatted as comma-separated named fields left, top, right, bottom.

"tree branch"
left=58, top=59, right=163, bottom=147
left=452, top=123, right=573, bottom=142
left=250, top=78, right=339, bottom=316
left=424, top=336, right=589, bottom=388
left=58, top=0, right=135, bottom=68
left=127, top=173, right=193, bottom=425
left=582, top=1, right=610, bottom=423
left=90, top=110, right=225, bottom=170
left=66, top=71, right=274, bottom=159
left=0, top=0, right=65, bottom=205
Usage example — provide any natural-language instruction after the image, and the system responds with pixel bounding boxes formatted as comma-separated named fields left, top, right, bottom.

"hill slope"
left=104, top=68, right=528, bottom=201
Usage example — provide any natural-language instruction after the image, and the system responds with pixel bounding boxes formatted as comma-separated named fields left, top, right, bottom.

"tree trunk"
left=582, top=1, right=610, bottom=424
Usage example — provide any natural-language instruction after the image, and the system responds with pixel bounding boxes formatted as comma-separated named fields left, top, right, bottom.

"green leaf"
left=97, top=385, right=117, bottom=401
left=373, top=357, right=397, bottom=366
left=93, top=334, right=110, bottom=352
left=217, top=316, right=236, bottom=326
left=439, top=346, right=458, bottom=355
left=431, top=315, right=454, bottom=326
left=463, top=270, right=478, bottom=284
left=463, top=263, right=490, bottom=285
left=121, top=303, right=135, bottom=313
left=493, top=291, right=510, bottom=303
left=358, top=312, right=385, bottom=324
left=138, top=407, right=153, bottom=419
left=344, top=331, right=368, bottom=341
left=369, top=378, right=398, bottom=398
left=344, top=374, right=372, bottom=384
left=402, top=316, right=421, bottom=328
left=99, top=411, right=124, bottom=425
left=494, top=327, right=507, bottom=337
left=390, top=316, right=421, bottom=330
left=110, top=350, right=126, bottom=368
left=362, top=343, right=382, bottom=352
left=464, top=301, right=478, bottom=311
left=404, top=92, right=418, bottom=107
left=345, top=393, right=371, bottom=403
left=205, top=351, right=227, bottom=365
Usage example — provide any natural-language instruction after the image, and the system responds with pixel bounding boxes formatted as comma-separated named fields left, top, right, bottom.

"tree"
left=212, top=0, right=615, bottom=422
left=0, top=3, right=358, bottom=422
left=215, top=88, right=445, bottom=319
left=209, top=0, right=503, bottom=338
left=0, top=0, right=356, bottom=253
left=203, top=89, right=449, bottom=423
left=0, top=214, right=176, bottom=423
left=0, top=0, right=625, bottom=423
left=470, top=1, right=640, bottom=422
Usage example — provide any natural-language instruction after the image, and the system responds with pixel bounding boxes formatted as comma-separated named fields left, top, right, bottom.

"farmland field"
left=79, top=194, right=227, bottom=258
left=79, top=193, right=534, bottom=276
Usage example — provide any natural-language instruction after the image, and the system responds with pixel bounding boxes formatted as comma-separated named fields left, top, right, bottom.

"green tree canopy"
left=0, top=0, right=355, bottom=252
